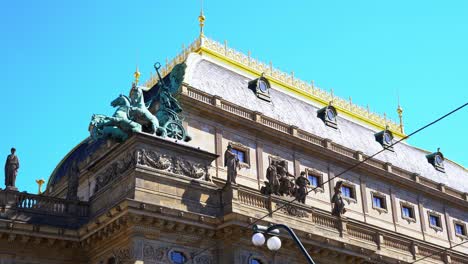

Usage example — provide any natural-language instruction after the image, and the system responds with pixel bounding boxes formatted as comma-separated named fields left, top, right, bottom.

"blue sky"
left=1, top=0, right=467, bottom=193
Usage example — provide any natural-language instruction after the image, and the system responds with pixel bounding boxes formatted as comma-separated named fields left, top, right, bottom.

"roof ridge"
left=143, top=35, right=405, bottom=138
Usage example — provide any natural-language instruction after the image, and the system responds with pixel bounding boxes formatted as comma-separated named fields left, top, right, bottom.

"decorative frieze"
left=276, top=202, right=308, bottom=218
left=94, top=147, right=212, bottom=193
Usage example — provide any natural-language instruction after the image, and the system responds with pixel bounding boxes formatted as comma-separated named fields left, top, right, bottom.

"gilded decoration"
left=143, top=35, right=404, bottom=137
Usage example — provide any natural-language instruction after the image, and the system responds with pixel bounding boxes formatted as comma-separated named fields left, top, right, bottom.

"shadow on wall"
left=181, top=180, right=221, bottom=217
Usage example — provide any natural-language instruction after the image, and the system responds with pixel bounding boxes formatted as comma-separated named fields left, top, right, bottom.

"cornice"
left=180, top=85, right=468, bottom=210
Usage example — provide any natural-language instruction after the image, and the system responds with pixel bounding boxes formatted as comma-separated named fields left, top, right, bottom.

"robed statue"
left=331, top=181, right=346, bottom=217
left=266, top=160, right=280, bottom=195
left=277, top=160, right=294, bottom=196
left=224, top=145, right=239, bottom=184
left=4, top=148, right=19, bottom=190
left=295, top=172, right=310, bottom=204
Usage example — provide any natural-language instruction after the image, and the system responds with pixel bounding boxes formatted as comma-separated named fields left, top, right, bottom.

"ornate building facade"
left=0, top=34, right=467, bottom=264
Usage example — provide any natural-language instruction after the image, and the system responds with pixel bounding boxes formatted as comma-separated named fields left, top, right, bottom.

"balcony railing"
left=1, top=190, right=89, bottom=218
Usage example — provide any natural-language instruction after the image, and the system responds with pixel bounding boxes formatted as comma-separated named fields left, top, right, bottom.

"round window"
left=326, top=109, right=335, bottom=121
left=383, top=132, right=392, bottom=145
left=258, top=80, right=268, bottom=93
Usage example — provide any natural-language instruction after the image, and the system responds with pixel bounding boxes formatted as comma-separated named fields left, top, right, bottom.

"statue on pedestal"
left=331, top=181, right=346, bottom=217
left=295, top=172, right=310, bottom=204
left=4, top=148, right=19, bottom=190
left=224, top=145, right=239, bottom=184
left=265, top=160, right=280, bottom=195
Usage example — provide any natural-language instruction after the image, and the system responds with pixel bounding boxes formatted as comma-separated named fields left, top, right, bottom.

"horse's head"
left=111, top=94, right=131, bottom=108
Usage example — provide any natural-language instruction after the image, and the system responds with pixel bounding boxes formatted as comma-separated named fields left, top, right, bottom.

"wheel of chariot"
left=164, top=121, right=185, bottom=140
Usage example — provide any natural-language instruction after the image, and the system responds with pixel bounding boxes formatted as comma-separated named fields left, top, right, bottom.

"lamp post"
left=251, top=224, right=316, bottom=264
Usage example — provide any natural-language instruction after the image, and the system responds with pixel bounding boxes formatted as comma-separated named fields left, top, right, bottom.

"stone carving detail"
left=137, top=148, right=172, bottom=170
left=66, top=160, right=80, bottom=200
left=276, top=202, right=308, bottom=218
left=194, top=255, right=213, bottom=264
left=294, top=172, right=310, bottom=204
left=331, top=181, right=347, bottom=217
left=94, top=151, right=136, bottom=193
left=143, top=244, right=167, bottom=261
left=137, top=148, right=210, bottom=181
left=4, top=147, right=19, bottom=190
left=224, top=144, right=239, bottom=184
left=113, top=247, right=133, bottom=262
left=261, top=159, right=312, bottom=204
left=94, top=148, right=212, bottom=193
left=261, top=159, right=295, bottom=196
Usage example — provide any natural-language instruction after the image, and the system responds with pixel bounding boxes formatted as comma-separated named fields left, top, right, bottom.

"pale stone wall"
left=182, top=114, right=467, bottom=256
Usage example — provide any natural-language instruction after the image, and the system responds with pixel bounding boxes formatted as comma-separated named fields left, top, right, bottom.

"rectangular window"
left=308, top=175, right=320, bottom=187
left=402, top=206, right=414, bottom=219
left=373, top=196, right=384, bottom=209
left=429, top=214, right=441, bottom=228
left=455, top=223, right=466, bottom=236
left=341, top=185, right=354, bottom=199
left=232, top=148, right=246, bottom=163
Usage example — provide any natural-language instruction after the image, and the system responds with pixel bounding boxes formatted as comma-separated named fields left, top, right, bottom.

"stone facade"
left=1, top=36, right=467, bottom=264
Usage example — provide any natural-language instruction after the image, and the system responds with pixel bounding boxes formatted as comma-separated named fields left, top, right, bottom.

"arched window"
left=170, top=251, right=187, bottom=264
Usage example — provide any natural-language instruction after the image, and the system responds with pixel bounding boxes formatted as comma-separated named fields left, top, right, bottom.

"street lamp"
left=251, top=224, right=316, bottom=264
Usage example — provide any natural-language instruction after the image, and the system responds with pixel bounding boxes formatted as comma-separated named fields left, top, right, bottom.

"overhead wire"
left=187, top=102, right=468, bottom=263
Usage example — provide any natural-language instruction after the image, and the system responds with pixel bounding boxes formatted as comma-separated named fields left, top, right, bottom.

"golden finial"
left=134, top=66, right=141, bottom=85
left=198, top=0, right=206, bottom=36
left=397, top=95, right=404, bottom=134
left=36, top=179, right=45, bottom=195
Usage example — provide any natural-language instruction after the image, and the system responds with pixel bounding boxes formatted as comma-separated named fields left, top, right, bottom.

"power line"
left=411, top=239, right=468, bottom=263
left=188, top=102, right=468, bottom=263
left=249, top=102, right=468, bottom=226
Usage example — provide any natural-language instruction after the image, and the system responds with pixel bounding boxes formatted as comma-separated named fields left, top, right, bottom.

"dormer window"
left=426, top=148, right=445, bottom=172
left=375, top=126, right=394, bottom=151
left=317, top=102, right=337, bottom=128
left=248, top=73, right=271, bottom=102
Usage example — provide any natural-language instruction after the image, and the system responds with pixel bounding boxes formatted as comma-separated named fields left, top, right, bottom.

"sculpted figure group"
left=261, top=159, right=310, bottom=204
left=261, top=159, right=347, bottom=216
left=89, top=63, right=191, bottom=142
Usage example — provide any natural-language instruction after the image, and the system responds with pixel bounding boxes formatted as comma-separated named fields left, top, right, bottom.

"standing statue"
left=265, top=160, right=280, bottom=195
left=331, top=181, right=346, bottom=217
left=4, top=148, right=19, bottom=190
left=66, top=160, right=80, bottom=200
left=295, top=172, right=310, bottom=204
left=277, top=160, right=294, bottom=196
left=224, top=145, right=239, bottom=184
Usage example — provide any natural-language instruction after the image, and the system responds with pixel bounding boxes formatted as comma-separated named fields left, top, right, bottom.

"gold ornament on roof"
left=198, top=0, right=206, bottom=36
left=397, top=96, right=404, bottom=134
left=134, top=66, right=141, bottom=85
left=142, top=36, right=406, bottom=138
left=36, top=179, right=45, bottom=195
